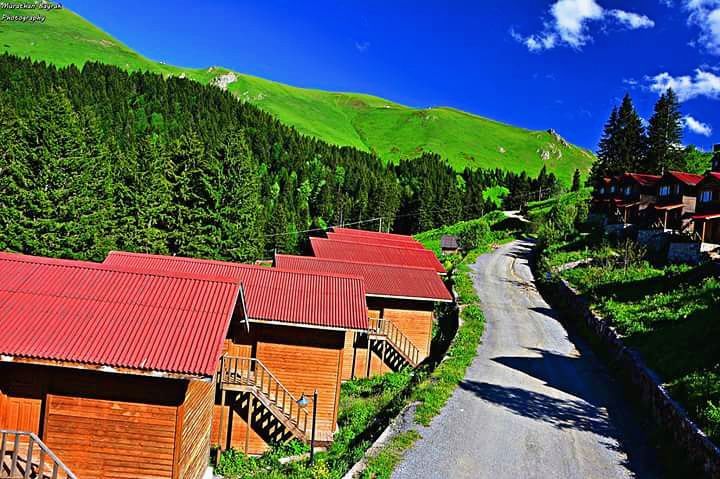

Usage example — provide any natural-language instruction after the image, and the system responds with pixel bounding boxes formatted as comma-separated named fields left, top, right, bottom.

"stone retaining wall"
left=542, top=279, right=720, bottom=478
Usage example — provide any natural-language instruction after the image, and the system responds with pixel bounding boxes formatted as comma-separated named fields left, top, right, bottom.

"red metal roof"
left=0, top=252, right=240, bottom=378
left=275, top=255, right=452, bottom=302
left=667, top=171, right=704, bottom=186
left=330, top=227, right=419, bottom=244
left=104, top=252, right=369, bottom=331
left=326, top=232, right=426, bottom=250
left=310, top=238, right=446, bottom=273
left=623, top=173, right=662, bottom=186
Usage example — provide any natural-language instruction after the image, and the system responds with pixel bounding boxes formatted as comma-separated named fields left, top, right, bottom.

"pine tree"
left=615, top=93, right=647, bottom=174
left=647, top=88, right=682, bottom=173
left=571, top=169, right=581, bottom=191
left=592, top=107, right=620, bottom=182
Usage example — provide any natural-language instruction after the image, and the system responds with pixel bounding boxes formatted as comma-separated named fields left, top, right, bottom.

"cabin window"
left=659, top=185, right=670, bottom=197
left=624, top=186, right=632, bottom=196
left=700, top=190, right=713, bottom=203
left=673, top=184, right=681, bottom=195
left=599, top=187, right=605, bottom=194
left=610, top=186, right=616, bottom=193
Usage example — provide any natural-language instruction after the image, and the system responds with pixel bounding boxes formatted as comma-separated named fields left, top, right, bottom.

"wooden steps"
left=369, top=318, right=422, bottom=368
left=217, top=358, right=311, bottom=443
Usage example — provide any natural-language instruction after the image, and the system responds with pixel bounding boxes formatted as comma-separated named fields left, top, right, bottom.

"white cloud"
left=609, top=10, right=655, bottom=29
left=648, top=69, right=720, bottom=101
left=511, top=0, right=654, bottom=51
left=683, top=115, right=713, bottom=135
left=355, top=41, right=370, bottom=53
left=682, top=0, right=720, bottom=54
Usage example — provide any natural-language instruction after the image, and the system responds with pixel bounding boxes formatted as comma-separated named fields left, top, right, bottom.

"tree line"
left=0, top=53, right=558, bottom=262
left=590, top=89, right=712, bottom=183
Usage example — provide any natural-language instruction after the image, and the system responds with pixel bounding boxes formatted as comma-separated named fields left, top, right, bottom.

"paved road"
left=393, top=240, right=661, bottom=479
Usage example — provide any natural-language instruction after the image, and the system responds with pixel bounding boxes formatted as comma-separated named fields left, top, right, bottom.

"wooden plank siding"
left=0, top=362, right=213, bottom=479
left=213, top=323, right=346, bottom=454
left=45, top=394, right=178, bottom=479
left=176, top=380, right=215, bottom=479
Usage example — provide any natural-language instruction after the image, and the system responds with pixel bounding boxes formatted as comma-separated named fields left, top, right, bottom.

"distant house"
left=440, top=235, right=460, bottom=254
left=103, top=251, right=368, bottom=456
left=692, top=172, right=720, bottom=248
left=614, top=173, right=661, bottom=225
left=652, top=171, right=703, bottom=232
left=0, top=252, right=239, bottom=479
left=274, top=255, right=453, bottom=379
left=591, top=177, right=613, bottom=214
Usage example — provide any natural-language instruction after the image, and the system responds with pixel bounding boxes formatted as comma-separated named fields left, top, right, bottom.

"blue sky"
left=64, top=0, right=720, bottom=151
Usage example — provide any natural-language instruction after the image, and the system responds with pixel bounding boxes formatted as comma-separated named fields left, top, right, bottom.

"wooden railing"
left=217, top=357, right=310, bottom=436
left=369, top=318, right=422, bottom=367
left=0, top=430, right=76, bottom=479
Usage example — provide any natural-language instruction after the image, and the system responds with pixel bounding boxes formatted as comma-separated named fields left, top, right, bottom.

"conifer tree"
left=571, top=169, right=581, bottom=191
left=647, top=88, right=682, bottom=173
left=592, top=106, right=620, bottom=182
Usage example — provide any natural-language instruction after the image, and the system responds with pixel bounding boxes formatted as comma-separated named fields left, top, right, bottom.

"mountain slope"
left=0, top=2, right=595, bottom=181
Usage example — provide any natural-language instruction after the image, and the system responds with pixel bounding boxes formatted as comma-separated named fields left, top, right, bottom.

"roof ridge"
left=107, top=251, right=367, bottom=283
left=311, top=237, right=437, bottom=254
left=275, top=253, right=439, bottom=272
left=0, top=251, right=241, bottom=285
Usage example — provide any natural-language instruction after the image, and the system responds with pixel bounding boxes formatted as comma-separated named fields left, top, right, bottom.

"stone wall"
left=668, top=242, right=702, bottom=264
left=542, top=279, right=720, bottom=478
left=637, top=229, right=670, bottom=254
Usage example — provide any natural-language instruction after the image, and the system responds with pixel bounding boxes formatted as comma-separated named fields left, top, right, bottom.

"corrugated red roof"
left=330, top=227, right=419, bottom=244
left=326, top=232, right=425, bottom=250
left=310, top=238, right=446, bottom=273
left=0, top=252, right=240, bottom=378
left=624, top=173, right=662, bottom=186
left=667, top=171, right=704, bottom=186
left=104, top=252, right=368, bottom=331
left=275, top=255, right=452, bottom=302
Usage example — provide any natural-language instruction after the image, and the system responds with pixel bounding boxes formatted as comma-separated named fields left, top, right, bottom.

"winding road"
left=392, top=239, right=661, bottom=479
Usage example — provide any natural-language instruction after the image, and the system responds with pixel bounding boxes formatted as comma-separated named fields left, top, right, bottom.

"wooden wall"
left=213, top=323, right=346, bottom=454
left=44, top=394, right=178, bottom=479
left=0, top=362, right=211, bottom=479
left=176, top=380, right=215, bottom=479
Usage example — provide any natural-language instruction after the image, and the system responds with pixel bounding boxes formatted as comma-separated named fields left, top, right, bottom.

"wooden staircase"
left=217, top=357, right=311, bottom=442
left=0, top=430, right=76, bottom=479
left=369, top=318, right=422, bottom=368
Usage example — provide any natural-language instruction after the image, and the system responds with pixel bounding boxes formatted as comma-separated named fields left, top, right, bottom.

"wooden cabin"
left=274, top=255, right=453, bottom=379
left=591, top=177, right=613, bottom=214
left=614, top=173, right=661, bottom=225
left=440, top=235, right=460, bottom=255
left=0, top=252, right=239, bottom=479
left=652, top=171, right=703, bottom=232
left=103, top=252, right=369, bottom=456
left=693, top=172, right=720, bottom=247
left=309, top=238, right=446, bottom=274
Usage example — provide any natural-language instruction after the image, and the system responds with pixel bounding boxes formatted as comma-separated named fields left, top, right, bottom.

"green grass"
left=0, top=1, right=595, bottom=181
left=361, top=431, right=421, bottom=479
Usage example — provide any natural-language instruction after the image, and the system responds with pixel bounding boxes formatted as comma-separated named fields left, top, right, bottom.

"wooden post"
left=702, top=221, right=707, bottom=243
left=245, top=394, right=253, bottom=454
left=366, top=335, right=372, bottom=378
left=309, top=390, right=318, bottom=464
left=219, top=390, right=227, bottom=450
left=382, top=340, right=387, bottom=372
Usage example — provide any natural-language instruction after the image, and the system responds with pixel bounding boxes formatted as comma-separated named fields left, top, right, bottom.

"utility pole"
left=378, top=217, right=383, bottom=232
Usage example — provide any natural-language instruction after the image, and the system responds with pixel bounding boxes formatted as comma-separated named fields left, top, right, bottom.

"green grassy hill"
left=0, top=2, right=595, bottom=181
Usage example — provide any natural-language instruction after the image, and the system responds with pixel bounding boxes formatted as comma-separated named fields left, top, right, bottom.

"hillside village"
left=2, top=1, right=720, bottom=478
